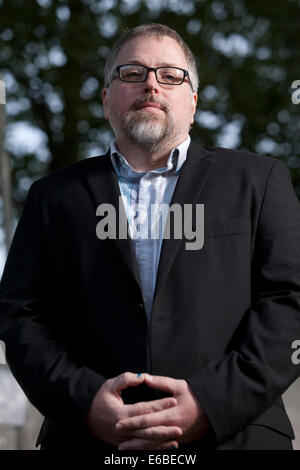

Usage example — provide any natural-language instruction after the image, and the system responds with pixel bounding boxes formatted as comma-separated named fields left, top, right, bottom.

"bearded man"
left=0, top=23, right=299, bottom=451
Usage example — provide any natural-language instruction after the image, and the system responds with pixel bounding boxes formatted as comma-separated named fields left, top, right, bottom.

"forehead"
left=114, top=35, right=188, bottom=68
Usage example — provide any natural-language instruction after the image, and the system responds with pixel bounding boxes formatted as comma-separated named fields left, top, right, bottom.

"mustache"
left=130, top=95, right=169, bottom=113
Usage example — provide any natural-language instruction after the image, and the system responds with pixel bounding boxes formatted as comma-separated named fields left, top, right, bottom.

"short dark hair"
left=104, top=23, right=199, bottom=92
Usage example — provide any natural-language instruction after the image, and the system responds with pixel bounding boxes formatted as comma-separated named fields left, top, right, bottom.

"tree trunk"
left=0, top=77, right=12, bottom=252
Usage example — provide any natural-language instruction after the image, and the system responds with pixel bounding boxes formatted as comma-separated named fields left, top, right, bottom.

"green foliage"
left=0, top=0, right=300, bottom=212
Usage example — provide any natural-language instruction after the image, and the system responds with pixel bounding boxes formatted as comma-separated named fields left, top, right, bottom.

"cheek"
left=106, top=100, right=122, bottom=121
left=174, top=97, right=194, bottom=120
left=109, top=92, right=133, bottom=118
left=177, top=106, right=194, bottom=128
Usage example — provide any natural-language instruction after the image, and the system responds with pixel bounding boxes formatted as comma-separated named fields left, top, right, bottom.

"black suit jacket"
left=0, top=142, right=299, bottom=450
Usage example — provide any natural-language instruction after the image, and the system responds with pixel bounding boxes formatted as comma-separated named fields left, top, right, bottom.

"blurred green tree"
left=0, top=0, right=300, bottom=219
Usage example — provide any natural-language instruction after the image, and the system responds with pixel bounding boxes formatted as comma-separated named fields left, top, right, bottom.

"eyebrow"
left=122, top=60, right=184, bottom=68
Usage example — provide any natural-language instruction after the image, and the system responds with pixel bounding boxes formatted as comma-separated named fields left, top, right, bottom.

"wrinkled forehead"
left=114, top=34, right=188, bottom=69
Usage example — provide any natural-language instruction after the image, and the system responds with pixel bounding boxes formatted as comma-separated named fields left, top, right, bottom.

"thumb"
left=143, top=373, right=177, bottom=394
left=111, top=371, right=145, bottom=393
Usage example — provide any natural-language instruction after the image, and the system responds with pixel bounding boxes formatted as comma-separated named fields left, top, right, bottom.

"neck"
left=115, top=135, right=188, bottom=172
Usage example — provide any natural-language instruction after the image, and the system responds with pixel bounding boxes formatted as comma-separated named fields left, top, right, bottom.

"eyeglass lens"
left=119, top=65, right=185, bottom=84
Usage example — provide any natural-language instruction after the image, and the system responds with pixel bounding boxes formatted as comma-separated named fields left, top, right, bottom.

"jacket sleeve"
left=0, top=181, right=106, bottom=431
left=187, top=160, right=300, bottom=444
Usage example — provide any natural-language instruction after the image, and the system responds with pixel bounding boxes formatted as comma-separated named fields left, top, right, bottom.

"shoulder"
left=28, top=153, right=109, bottom=198
left=188, top=142, right=288, bottom=180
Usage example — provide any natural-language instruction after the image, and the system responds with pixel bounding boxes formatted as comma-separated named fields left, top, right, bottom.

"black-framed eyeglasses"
left=107, top=64, right=192, bottom=89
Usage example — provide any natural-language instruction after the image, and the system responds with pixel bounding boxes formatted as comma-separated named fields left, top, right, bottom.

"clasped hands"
left=85, top=372, right=211, bottom=450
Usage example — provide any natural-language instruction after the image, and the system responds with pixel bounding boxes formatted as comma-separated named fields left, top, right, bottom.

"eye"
left=121, top=67, right=145, bottom=80
left=158, top=68, right=183, bottom=83
left=162, top=73, right=178, bottom=81
left=127, top=71, right=143, bottom=77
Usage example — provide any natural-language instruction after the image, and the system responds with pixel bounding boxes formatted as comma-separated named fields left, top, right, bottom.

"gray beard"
left=122, top=110, right=174, bottom=153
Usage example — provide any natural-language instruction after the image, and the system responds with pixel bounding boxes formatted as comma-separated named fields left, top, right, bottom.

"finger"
left=125, top=397, right=177, bottom=417
left=126, top=425, right=182, bottom=441
left=117, top=408, right=175, bottom=431
left=143, top=373, right=178, bottom=394
left=118, top=438, right=179, bottom=451
left=109, top=372, right=145, bottom=393
left=159, top=440, right=179, bottom=450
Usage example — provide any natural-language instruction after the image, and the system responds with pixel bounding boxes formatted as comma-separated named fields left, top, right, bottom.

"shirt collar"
left=109, top=135, right=191, bottom=181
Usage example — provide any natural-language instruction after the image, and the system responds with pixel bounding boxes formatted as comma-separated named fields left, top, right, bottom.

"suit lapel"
left=153, top=143, right=217, bottom=305
left=83, top=150, right=142, bottom=291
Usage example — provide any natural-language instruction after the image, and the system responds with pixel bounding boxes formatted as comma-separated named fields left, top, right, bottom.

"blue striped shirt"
left=110, top=136, right=190, bottom=327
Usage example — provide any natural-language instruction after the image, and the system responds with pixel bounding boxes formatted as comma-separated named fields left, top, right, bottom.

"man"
left=0, top=23, right=300, bottom=451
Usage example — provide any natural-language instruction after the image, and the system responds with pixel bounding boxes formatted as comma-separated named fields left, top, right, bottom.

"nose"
left=143, top=69, right=159, bottom=94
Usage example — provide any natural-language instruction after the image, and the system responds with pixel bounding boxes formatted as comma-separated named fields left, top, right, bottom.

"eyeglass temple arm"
left=106, top=68, right=118, bottom=88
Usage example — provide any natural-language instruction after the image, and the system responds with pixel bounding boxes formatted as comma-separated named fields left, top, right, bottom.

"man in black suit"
left=0, top=23, right=300, bottom=451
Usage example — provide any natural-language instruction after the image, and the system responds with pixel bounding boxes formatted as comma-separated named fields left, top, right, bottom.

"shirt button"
left=140, top=254, right=147, bottom=260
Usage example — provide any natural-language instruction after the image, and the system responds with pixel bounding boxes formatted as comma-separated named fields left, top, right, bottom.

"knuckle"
left=139, top=402, right=147, bottom=412
left=179, top=378, right=186, bottom=388
left=160, top=398, right=168, bottom=409
left=122, top=372, right=132, bottom=385
left=166, top=398, right=176, bottom=408
left=146, top=427, right=155, bottom=438
left=140, top=415, right=148, bottom=428
left=170, top=427, right=180, bottom=438
left=104, top=378, right=112, bottom=388
left=168, top=417, right=177, bottom=427
left=141, top=403, right=151, bottom=415
left=138, top=401, right=151, bottom=415
left=164, top=409, right=175, bottom=425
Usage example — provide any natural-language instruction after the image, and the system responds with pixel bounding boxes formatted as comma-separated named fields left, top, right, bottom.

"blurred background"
left=0, top=0, right=299, bottom=450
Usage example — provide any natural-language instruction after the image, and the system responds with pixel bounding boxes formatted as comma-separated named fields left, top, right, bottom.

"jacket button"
left=136, top=303, right=144, bottom=313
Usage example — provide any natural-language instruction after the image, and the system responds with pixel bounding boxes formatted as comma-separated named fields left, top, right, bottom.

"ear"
left=102, top=88, right=109, bottom=121
left=190, top=92, right=198, bottom=124
left=192, top=92, right=198, bottom=109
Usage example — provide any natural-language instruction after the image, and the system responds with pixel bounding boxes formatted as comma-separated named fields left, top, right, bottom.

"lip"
left=137, top=102, right=163, bottom=111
